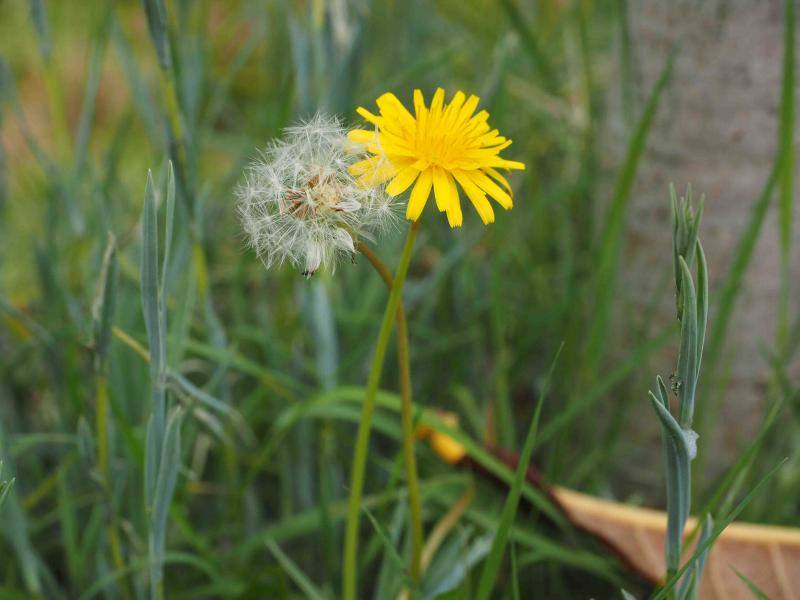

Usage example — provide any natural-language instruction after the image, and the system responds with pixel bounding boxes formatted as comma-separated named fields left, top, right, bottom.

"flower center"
left=413, top=126, right=468, bottom=170
left=282, top=168, right=349, bottom=220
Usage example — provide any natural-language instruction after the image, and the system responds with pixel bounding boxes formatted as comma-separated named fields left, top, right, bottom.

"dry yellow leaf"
left=554, top=486, right=800, bottom=599
left=421, top=410, right=800, bottom=599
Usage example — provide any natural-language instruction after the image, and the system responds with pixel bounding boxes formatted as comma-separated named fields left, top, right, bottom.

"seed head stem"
left=343, top=221, right=419, bottom=600
left=356, top=240, right=424, bottom=589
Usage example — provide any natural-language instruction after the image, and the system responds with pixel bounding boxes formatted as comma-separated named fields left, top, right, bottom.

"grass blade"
left=651, top=459, right=786, bottom=600
left=73, top=5, right=113, bottom=170
left=265, top=539, right=326, bottom=600
left=0, top=462, right=13, bottom=508
left=475, top=344, right=562, bottom=600
left=363, top=503, right=410, bottom=585
left=0, top=432, right=43, bottom=594
left=581, top=46, right=676, bottom=387
left=777, top=0, right=796, bottom=346
left=731, top=567, right=770, bottom=600
left=91, top=233, right=118, bottom=365
left=499, top=0, right=557, bottom=91
left=149, top=407, right=184, bottom=598
left=142, top=170, right=166, bottom=433
left=28, top=0, right=52, bottom=61
left=676, top=257, right=698, bottom=426
left=161, top=162, right=175, bottom=301
left=141, top=0, right=172, bottom=69
left=696, top=162, right=780, bottom=435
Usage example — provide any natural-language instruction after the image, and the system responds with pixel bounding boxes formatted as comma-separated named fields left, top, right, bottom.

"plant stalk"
left=96, top=369, right=132, bottom=600
left=356, top=240, right=424, bottom=588
left=343, top=221, right=419, bottom=600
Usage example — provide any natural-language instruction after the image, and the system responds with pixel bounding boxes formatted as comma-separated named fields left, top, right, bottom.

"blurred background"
left=0, top=0, right=797, bottom=597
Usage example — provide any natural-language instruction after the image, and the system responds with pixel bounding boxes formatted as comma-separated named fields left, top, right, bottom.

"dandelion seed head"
left=237, top=114, right=398, bottom=277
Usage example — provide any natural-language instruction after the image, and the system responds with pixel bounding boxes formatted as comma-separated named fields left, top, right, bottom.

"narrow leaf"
left=652, top=459, right=787, bottom=600
left=144, top=415, right=158, bottom=509
left=28, top=0, right=52, bottom=61
left=161, top=161, right=175, bottom=299
left=141, top=170, right=166, bottom=435
left=582, top=47, right=677, bottom=384
left=91, top=232, right=117, bottom=363
left=152, top=408, right=183, bottom=541
left=676, top=257, right=698, bottom=426
left=141, top=0, right=172, bottom=69
left=475, top=345, right=562, bottom=600
left=695, top=241, right=709, bottom=380
left=732, top=567, right=770, bottom=600
left=265, top=539, right=326, bottom=600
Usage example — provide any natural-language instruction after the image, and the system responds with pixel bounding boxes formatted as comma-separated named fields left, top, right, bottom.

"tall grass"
left=0, top=0, right=796, bottom=597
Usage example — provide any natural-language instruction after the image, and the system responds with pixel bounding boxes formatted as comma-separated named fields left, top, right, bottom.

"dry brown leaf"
left=553, top=486, right=800, bottom=600
left=418, top=414, right=800, bottom=599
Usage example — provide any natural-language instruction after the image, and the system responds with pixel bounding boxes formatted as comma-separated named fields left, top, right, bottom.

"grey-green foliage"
left=140, top=0, right=172, bottom=69
left=475, top=345, right=562, bottom=600
left=648, top=187, right=710, bottom=597
left=1, top=1, right=797, bottom=597
left=0, top=461, right=13, bottom=508
left=141, top=163, right=184, bottom=598
left=91, top=232, right=117, bottom=369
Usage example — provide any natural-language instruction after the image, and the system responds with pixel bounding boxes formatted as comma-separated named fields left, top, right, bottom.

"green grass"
left=0, top=0, right=797, bottom=598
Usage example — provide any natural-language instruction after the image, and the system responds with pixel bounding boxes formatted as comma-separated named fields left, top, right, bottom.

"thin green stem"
left=343, top=222, right=419, bottom=600
left=777, top=0, right=795, bottom=353
left=96, top=371, right=131, bottom=600
left=356, top=240, right=424, bottom=588
left=96, top=373, right=109, bottom=482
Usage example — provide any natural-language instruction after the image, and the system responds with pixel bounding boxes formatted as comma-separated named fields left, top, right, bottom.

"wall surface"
left=611, top=0, right=800, bottom=468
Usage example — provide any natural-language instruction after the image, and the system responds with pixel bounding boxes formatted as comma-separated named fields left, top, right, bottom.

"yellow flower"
left=415, top=410, right=467, bottom=465
left=348, top=88, right=525, bottom=228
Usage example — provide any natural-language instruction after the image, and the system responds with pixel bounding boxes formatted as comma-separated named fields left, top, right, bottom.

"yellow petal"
left=379, top=142, right=418, bottom=158
left=490, top=139, right=512, bottom=152
left=455, top=95, right=480, bottom=127
left=413, top=89, right=428, bottom=138
left=466, top=110, right=490, bottom=128
left=431, top=166, right=450, bottom=212
left=442, top=91, right=466, bottom=129
left=470, top=169, right=513, bottom=209
left=453, top=170, right=495, bottom=224
left=413, top=89, right=427, bottom=117
left=406, top=168, right=433, bottom=221
left=431, top=167, right=462, bottom=228
left=385, top=167, right=419, bottom=196
left=430, top=87, right=446, bottom=122
left=349, top=156, right=379, bottom=176
left=445, top=195, right=463, bottom=227
left=411, top=158, right=431, bottom=171
left=475, top=129, right=501, bottom=144
left=486, top=168, right=512, bottom=193
left=376, top=92, right=415, bottom=130
left=348, top=129, right=375, bottom=144
left=488, top=158, right=526, bottom=170
left=358, top=160, right=397, bottom=186
left=356, top=107, right=380, bottom=126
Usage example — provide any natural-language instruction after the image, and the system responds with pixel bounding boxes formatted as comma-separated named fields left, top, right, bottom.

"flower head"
left=237, top=114, right=396, bottom=277
left=348, top=88, right=525, bottom=228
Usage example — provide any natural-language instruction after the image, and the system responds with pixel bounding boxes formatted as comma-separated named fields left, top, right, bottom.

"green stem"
left=96, top=373, right=109, bottom=481
left=356, top=240, right=424, bottom=588
left=343, top=222, right=419, bottom=600
left=96, top=371, right=132, bottom=600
